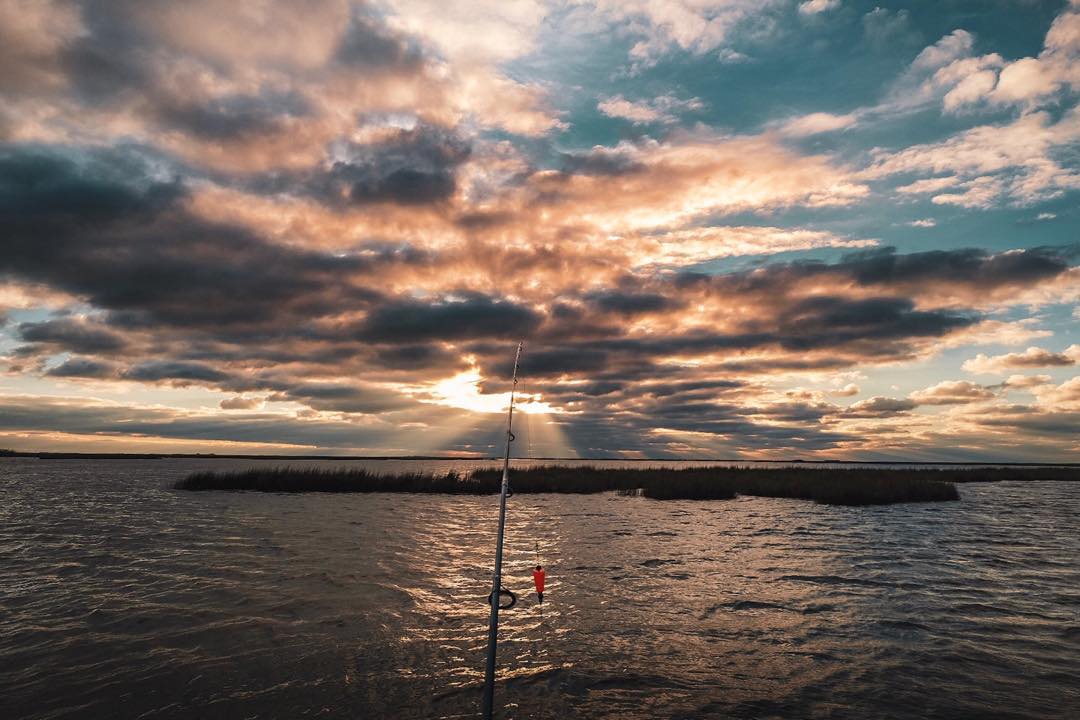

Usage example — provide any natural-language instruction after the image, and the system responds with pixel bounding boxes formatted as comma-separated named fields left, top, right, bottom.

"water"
left=2, top=458, right=1079, bottom=719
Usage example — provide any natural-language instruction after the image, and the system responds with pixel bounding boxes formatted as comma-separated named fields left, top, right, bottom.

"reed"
left=172, top=464, right=1080, bottom=504
left=177, top=467, right=491, bottom=494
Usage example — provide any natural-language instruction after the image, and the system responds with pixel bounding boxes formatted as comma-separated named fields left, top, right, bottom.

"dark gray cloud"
left=38, top=1, right=427, bottom=146
left=276, top=382, right=417, bottom=414
left=845, top=396, right=917, bottom=417
left=638, top=379, right=744, bottom=395
left=123, top=361, right=230, bottom=383
left=775, top=296, right=974, bottom=351
left=371, top=344, right=462, bottom=370
left=61, top=29, right=312, bottom=143
left=978, top=410, right=1080, bottom=436
left=519, top=294, right=971, bottom=367
left=517, top=349, right=612, bottom=377
left=18, top=317, right=127, bottom=353
left=585, top=290, right=681, bottom=316
left=355, top=294, right=542, bottom=343
left=555, top=407, right=858, bottom=457
left=839, top=246, right=1070, bottom=288
left=303, top=124, right=471, bottom=206
left=335, top=12, right=424, bottom=69
left=559, top=148, right=645, bottom=176
left=46, top=357, right=118, bottom=379
left=155, top=91, right=310, bottom=142
left=0, top=145, right=387, bottom=331
left=677, top=245, right=1073, bottom=297
left=58, top=15, right=150, bottom=105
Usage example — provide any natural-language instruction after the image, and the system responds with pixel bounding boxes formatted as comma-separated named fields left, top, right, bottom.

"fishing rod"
left=481, top=340, right=523, bottom=720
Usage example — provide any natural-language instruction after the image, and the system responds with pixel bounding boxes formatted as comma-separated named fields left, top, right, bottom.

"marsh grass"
left=177, top=467, right=485, bottom=494
left=171, top=464, right=1080, bottom=504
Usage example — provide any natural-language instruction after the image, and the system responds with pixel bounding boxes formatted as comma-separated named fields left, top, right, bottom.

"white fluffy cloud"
left=798, top=0, right=840, bottom=16
left=778, top=111, right=858, bottom=136
left=597, top=93, right=704, bottom=124
left=910, top=380, right=995, bottom=405
left=939, top=4, right=1079, bottom=112
left=866, top=109, right=1080, bottom=207
left=963, top=346, right=1080, bottom=374
left=581, top=0, right=784, bottom=64
left=1032, top=376, right=1080, bottom=410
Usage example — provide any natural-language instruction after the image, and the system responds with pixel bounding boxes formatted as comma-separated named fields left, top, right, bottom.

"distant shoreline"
left=2, top=450, right=1078, bottom=467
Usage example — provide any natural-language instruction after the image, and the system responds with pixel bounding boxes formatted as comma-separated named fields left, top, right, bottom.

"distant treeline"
left=169, top=464, right=1080, bottom=505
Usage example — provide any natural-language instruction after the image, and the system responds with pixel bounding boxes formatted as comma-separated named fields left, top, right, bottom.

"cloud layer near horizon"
left=1, top=0, right=1077, bottom=460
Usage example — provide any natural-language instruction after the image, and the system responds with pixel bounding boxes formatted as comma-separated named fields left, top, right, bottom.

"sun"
left=421, top=368, right=560, bottom=415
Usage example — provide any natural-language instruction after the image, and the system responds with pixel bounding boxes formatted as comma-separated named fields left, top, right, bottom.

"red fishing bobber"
left=532, top=565, right=545, bottom=604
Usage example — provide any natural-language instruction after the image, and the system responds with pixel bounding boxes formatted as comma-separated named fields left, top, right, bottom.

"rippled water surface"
left=2, top=458, right=1079, bottom=719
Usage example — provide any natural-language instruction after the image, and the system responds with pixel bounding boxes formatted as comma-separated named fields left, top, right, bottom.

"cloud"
left=975, top=407, right=1080, bottom=438
left=0, top=0, right=563, bottom=176
left=628, top=225, right=877, bottom=267
left=583, top=0, right=784, bottom=65
left=354, top=295, right=542, bottom=343
left=45, top=357, right=118, bottom=379
left=963, top=345, right=1080, bottom=374
left=1034, top=376, right=1080, bottom=410
left=297, top=123, right=472, bottom=207
left=1002, top=374, right=1053, bottom=390
left=778, top=112, right=858, bottom=137
left=846, top=396, right=917, bottom=417
left=859, top=3, right=1078, bottom=126
left=370, top=344, right=463, bottom=371
left=747, top=245, right=1072, bottom=309
left=773, top=295, right=974, bottom=351
left=220, top=396, right=264, bottom=410
left=0, top=146, right=391, bottom=331
left=909, top=380, right=995, bottom=405
left=0, top=393, right=411, bottom=451
left=123, top=361, right=230, bottom=385
left=943, top=3, right=1080, bottom=111
left=907, top=218, right=936, bottom=228
left=798, top=0, right=840, bottom=17
left=597, top=94, right=705, bottom=124
left=18, top=317, right=127, bottom=353
left=991, top=57, right=1059, bottom=105
left=895, top=177, right=959, bottom=195
left=5, top=141, right=1066, bottom=434
left=584, top=290, right=682, bottom=316
left=930, top=176, right=1004, bottom=209
left=153, top=91, right=313, bottom=145
left=882, top=29, right=1004, bottom=114
left=528, top=132, right=869, bottom=232
left=383, top=0, right=546, bottom=64
left=830, top=383, right=860, bottom=397
left=862, top=7, right=916, bottom=48
left=0, top=0, right=83, bottom=93
left=864, top=110, right=1080, bottom=207
left=944, top=319, right=1054, bottom=348
left=335, top=11, right=425, bottom=69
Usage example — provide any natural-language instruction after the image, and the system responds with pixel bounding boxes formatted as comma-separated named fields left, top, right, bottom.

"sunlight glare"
left=421, top=368, right=561, bottom=415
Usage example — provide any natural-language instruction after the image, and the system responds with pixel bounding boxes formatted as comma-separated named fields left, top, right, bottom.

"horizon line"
left=2, top=450, right=1077, bottom=467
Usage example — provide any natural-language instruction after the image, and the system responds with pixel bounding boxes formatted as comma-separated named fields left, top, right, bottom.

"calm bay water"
left=2, top=457, right=1079, bottom=719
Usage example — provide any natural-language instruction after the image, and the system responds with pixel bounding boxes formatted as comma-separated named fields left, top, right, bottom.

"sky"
left=0, top=0, right=1078, bottom=461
